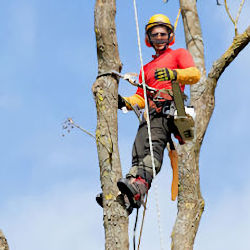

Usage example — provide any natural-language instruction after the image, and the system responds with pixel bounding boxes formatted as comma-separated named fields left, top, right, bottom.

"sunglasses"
left=150, top=32, right=168, bottom=38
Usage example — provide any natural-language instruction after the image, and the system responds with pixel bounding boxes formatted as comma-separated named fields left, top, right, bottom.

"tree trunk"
left=171, top=2, right=205, bottom=249
left=0, top=231, right=9, bottom=250
left=171, top=1, right=250, bottom=249
left=92, top=0, right=129, bottom=249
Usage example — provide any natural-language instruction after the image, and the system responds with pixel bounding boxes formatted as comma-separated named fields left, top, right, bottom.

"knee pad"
left=137, top=155, right=162, bottom=185
left=126, top=165, right=139, bottom=179
left=142, top=155, right=162, bottom=174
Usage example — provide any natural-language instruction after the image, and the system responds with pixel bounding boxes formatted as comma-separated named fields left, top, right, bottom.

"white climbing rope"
left=132, top=1, right=165, bottom=249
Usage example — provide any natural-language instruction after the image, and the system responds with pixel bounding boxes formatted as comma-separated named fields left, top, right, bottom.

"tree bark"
left=0, top=231, right=9, bottom=250
left=92, top=0, right=129, bottom=249
left=171, top=1, right=250, bottom=249
left=171, top=2, right=205, bottom=249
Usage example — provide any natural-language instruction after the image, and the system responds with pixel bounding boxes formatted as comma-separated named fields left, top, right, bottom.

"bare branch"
left=62, top=118, right=114, bottom=154
left=224, top=0, right=235, bottom=26
left=224, top=0, right=246, bottom=35
left=235, top=0, right=246, bottom=33
left=208, top=26, right=250, bottom=84
left=66, top=118, right=95, bottom=139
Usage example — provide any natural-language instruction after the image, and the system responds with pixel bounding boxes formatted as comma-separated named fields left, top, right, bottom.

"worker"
left=117, top=13, right=201, bottom=210
left=97, top=14, right=201, bottom=213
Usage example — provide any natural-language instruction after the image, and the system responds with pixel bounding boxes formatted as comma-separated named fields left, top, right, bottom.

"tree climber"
left=117, top=13, right=201, bottom=209
left=97, top=14, right=201, bottom=214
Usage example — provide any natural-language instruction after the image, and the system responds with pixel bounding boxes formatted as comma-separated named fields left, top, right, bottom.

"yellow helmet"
left=146, top=14, right=172, bottom=31
left=145, top=14, right=175, bottom=47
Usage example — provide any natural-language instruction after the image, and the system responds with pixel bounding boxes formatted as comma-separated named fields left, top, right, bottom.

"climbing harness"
left=113, top=72, right=195, bottom=143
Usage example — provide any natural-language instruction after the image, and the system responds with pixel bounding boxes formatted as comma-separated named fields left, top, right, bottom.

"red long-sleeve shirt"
left=136, top=48, right=196, bottom=98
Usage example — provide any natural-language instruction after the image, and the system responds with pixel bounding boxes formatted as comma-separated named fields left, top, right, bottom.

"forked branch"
left=224, top=0, right=245, bottom=36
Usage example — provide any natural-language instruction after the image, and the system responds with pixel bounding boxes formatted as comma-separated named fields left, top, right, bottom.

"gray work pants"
left=127, top=113, right=174, bottom=186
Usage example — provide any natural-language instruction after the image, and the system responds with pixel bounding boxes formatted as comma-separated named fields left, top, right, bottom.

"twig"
left=63, top=118, right=112, bottom=154
left=67, top=118, right=95, bottom=139
left=224, top=0, right=235, bottom=25
left=235, top=0, right=245, bottom=33
left=224, top=0, right=246, bottom=36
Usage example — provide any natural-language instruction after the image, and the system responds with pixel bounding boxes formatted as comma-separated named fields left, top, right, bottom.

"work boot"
left=117, top=176, right=149, bottom=208
left=95, top=192, right=133, bottom=215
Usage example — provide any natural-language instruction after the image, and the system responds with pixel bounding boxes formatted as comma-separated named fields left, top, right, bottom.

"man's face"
left=149, top=26, right=169, bottom=51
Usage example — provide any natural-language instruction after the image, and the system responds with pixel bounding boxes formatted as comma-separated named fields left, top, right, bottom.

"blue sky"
left=0, top=0, right=249, bottom=249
